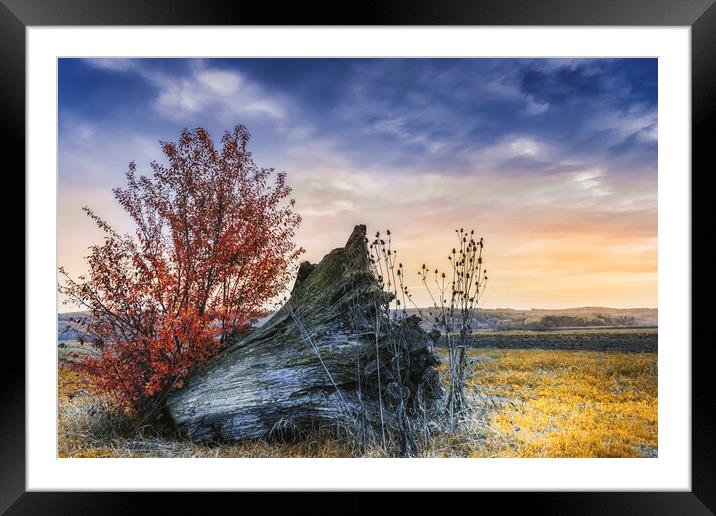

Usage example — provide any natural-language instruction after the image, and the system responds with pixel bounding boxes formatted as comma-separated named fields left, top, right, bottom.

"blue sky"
left=58, top=58, right=657, bottom=308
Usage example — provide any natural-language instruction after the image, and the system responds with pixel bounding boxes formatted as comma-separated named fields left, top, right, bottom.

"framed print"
left=6, top=0, right=713, bottom=513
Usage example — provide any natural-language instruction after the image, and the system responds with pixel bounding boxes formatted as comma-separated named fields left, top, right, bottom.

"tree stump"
left=166, top=224, right=442, bottom=444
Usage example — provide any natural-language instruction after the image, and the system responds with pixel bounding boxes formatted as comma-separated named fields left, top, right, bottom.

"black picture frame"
left=5, top=0, right=711, bottom=513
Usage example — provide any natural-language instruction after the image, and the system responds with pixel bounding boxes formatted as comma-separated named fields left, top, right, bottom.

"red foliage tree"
left=59, top=126, right=303, bottom=412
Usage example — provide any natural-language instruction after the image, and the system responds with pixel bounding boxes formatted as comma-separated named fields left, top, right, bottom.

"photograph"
left=56, top=57, right=658, bottom=459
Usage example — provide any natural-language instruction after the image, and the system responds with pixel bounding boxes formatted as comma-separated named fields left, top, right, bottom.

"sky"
left=58, top=58, right=657, bottom=309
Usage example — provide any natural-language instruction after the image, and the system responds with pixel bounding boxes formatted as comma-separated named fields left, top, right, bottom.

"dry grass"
left=58, top=348, right=657, bottom=458
left=460, top=348, right=658, bottom=457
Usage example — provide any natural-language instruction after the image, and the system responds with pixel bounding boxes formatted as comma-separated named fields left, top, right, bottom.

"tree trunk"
left=166, top=224, right=442, bottom=445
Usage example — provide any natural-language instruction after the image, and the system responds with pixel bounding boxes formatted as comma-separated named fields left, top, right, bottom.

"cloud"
left=195, top=69, right=241, bottom=96
left=283, top=160, right=655, bottom=308
left=151, top=65, right=288, bottom=122
left=85, top=59, right=289, bottom=124
left=571, top=169, right=612, bottom=198
left=519, top=62, right=606, bottom=105
left=524, top=94, right=550, bottom=115
left=58, top=58, right=658, bottom=308
left=69, top=58, right=657, bottom=181
left=85, top=58, right=138, bottom=72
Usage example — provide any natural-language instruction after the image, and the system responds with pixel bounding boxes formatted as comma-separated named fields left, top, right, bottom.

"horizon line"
left=58, top=305, right=659, bottom=315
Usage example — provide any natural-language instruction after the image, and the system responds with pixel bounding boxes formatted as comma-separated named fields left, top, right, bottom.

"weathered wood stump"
left=166, top=225, right=441, bottom=443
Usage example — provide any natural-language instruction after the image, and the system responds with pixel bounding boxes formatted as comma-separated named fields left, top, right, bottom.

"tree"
left=59, top=125, right=303, bottom=413
left=166, top=225, right=441, bottom=456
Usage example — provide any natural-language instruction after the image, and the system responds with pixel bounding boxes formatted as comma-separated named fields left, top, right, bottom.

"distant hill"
left=58, top=306, right=657, bottom=341
left=401, top=306, right=657, bottom=331
left=57, top=311, right=90, bottom=341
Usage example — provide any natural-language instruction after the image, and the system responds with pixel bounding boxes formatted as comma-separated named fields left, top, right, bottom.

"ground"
left=462, top=348, right=657, bottom=457
left=58, top=346, right=657, bottom=458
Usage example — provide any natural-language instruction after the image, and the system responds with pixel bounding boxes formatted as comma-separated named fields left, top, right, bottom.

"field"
left=462, top=348, right=657, bottom=457
left=58, top=345, right=657, bottom=458
left=462, top=327, right=657, bottom=353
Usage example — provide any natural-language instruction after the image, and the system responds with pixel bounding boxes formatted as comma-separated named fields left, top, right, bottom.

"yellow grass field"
left=58, top=348, right=657, bottom=458
left=463, top=349, right=657, bottom=457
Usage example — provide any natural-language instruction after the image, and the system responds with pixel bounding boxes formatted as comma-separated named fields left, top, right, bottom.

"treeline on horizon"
left=58, top=307, right=658, bottom=341
left=403, top=307, right=657, bottom=332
